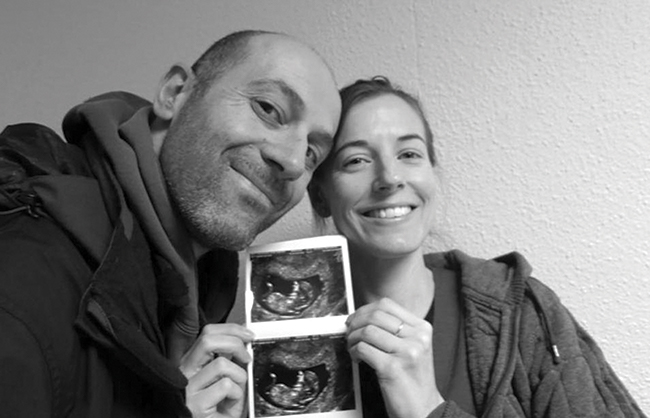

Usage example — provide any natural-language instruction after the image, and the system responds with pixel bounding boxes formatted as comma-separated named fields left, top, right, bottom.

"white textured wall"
left=2, top=0, right=648, bottom=411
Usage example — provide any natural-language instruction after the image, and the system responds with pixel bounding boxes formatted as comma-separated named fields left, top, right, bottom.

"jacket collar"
left=424, top=249, right=531, bottom=308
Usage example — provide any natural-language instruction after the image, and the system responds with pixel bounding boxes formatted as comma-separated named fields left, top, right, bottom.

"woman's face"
left=319, top=94, right=436, bottom=258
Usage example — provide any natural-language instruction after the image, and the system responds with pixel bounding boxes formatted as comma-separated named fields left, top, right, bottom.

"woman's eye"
left=342, top=157, right=368, bottom=168
left=399, top=150, right=423, bottom=160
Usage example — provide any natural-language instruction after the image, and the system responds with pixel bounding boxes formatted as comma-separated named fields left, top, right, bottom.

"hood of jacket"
left=61, top=91, right=195, bottom=273
left=425, top=250, right=531, bottom=307
left=61, top=91, right=202, bottom=358
left=425, top=250, right=566, bottom=414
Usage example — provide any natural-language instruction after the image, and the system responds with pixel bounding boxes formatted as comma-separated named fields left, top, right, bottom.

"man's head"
left=152, top=31, right=341, bottom=252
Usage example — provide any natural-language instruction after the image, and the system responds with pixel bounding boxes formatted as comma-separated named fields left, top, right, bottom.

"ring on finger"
left=394, top=321, right=405, bottom=337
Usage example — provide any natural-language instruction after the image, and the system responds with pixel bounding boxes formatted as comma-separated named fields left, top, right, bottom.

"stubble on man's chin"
left=187, top=209, right=275, bottom=252
left=188, top=216, right=258, bottom=251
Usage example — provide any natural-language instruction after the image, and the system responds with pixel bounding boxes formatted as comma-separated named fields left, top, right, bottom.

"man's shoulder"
left=0, top=123, right=90, bottom=179
left=1, top=123, right=67, bottom=152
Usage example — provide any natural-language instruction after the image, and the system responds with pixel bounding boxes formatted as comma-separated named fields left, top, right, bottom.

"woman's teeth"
left=365, top=206, right=412, bottom=219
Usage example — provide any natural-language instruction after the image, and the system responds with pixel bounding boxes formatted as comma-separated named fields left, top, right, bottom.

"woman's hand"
left=180, top=324, right=255, bottom=418
left=346, top=298, right=443, bottom=418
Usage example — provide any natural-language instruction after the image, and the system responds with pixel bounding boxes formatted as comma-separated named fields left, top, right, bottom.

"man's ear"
left=153, top=64, right=194, bottom=121
left=307, top=182, right=331, bottom=218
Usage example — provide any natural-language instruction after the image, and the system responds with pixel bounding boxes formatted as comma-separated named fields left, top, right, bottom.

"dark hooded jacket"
left=424, top=251, right=646, bottom=417
left=0, top=93, right=238, bottom=417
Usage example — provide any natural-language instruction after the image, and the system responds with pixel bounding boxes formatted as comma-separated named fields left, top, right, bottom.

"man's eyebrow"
left=309, top=130, right=334, bottom=147
left=249, top=78, right=305, bottom=113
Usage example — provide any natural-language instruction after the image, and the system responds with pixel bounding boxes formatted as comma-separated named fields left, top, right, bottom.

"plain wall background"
left=2, top=0, right=648, bottom=411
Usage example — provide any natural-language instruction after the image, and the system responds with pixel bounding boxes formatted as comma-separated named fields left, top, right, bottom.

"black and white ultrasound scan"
left=249, top=242, right=348, bottom=322
left=245, top=235, right=362, bottom=418
left=252, top=335, right=355, bottom=416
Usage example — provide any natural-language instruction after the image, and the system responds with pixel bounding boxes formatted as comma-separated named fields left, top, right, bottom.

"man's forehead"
left=245, top=35, right=333, bottom=89
left=235, top=35, right=340, bottom=131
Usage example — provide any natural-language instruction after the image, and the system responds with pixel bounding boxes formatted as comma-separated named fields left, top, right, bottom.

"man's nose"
left=260, top=135, right=306, bottom=181
left=372, top=161, right=405, bottom=193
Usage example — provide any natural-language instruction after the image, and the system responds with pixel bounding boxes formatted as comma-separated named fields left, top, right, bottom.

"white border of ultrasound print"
left=244, top=235, right=362, bottom=418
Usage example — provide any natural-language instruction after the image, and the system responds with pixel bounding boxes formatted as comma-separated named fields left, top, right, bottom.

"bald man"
left=0, top=30, right=341, bottom=418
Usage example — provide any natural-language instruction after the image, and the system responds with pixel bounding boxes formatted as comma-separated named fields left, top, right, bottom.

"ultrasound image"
left=250, top=248, right=347, bottom=322
left=253, top=335, right=355, bottom=416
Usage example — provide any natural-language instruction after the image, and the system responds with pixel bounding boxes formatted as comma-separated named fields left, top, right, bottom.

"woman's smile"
left=362, top=205, right=413, bottom=219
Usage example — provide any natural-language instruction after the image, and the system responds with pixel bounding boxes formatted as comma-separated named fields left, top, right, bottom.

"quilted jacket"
left=425, top=251, right=646, bottom=417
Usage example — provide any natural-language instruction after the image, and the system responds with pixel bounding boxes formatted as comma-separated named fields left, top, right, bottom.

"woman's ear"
left=152, top=64, right=194, bottom=121
left=308, top=182, right=331, bottom=218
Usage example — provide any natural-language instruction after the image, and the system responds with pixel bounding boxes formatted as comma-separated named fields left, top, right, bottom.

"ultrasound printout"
left=245, top=235, right=362, bottom=418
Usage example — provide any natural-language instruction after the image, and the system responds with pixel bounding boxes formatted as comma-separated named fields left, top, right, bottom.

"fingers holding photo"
left=186, top=355, right=248, bottom=394
left=346, top=298, right=427, bottom=348
left=185, top=361, right=246, bottom=418
left=180, top=324, right=255, bottom=380
left=345, top=297, right=433, bottom=375
left=182, top=324, right=254, bottom=418
left=345, top=297, right=439, bottom=417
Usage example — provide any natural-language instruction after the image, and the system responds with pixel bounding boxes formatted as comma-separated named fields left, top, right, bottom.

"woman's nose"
left=372, top=163, right=405, bottom=193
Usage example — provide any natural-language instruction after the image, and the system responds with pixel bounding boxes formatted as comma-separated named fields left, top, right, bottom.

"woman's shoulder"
left=424, top=251, right=573, bottom=337
left=424, top=249, right=534, bottom=306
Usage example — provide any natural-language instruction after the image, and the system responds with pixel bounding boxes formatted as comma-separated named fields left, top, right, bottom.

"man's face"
left=160, top=35, right=341, bottom=250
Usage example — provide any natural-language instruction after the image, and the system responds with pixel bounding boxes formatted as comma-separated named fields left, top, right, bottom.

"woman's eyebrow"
left=333, top=133, right=425, bottom=155
left=397, top=134, right=426, bottom=143
left=332, top=140, right=369, bottom=158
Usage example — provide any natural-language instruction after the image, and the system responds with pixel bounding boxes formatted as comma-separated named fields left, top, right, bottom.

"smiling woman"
left=307, top=76, right=646, bottom=418
left=315, top=92, right=436, bottom=260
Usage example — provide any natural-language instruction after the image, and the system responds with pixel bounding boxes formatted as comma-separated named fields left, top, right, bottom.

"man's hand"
left=180, top=324, right=255, bottom=418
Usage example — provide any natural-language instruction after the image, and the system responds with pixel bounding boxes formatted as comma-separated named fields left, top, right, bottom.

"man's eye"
left=253, top=99, right=283, bottom=125
left=306, top=147, right=317, bottom=168
left=305, top=147, right=323, bottom=170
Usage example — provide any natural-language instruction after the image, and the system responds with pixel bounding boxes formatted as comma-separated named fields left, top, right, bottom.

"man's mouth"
left=231, top=164, right=283, bottom=207
left=257, top=363, right=329, bottom=411
left=254, top=274, right=323, bottom=316
left=363, top=205, right=413, bottom=219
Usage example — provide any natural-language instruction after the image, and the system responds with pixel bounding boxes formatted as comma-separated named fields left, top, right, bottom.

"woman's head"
left=309, top=76, right=438, bottom=258
left=335, top=76, right=436, bottom=165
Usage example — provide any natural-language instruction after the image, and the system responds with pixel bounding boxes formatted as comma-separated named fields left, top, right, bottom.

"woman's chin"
left=352, top=237, right=424, bottom=259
